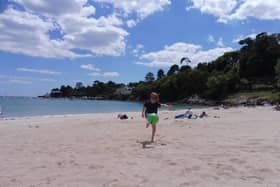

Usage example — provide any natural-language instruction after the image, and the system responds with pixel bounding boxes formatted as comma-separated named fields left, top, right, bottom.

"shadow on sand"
left=137, top=140, right=167, bottom=149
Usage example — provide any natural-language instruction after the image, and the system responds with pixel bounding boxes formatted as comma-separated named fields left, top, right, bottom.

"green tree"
left=157, top=69, right=165, bottom=80
left=75, top=82, right=84, bottom=89
left=60, top=85, right=73, bottom=97
left=275, top=59, right=280, bottom=89
left=158, top=75, right=178, bottom=101
left=167, top=64, right=179, bottom=76
left=206, top=69, right=239, bottom=99
left=145, top=72, right=155, bottom=82
left=238, top=32, right=280, bottom=80
left=179, top=65, right=192, bottom=72
left=50, top=88, right=61, bottom=98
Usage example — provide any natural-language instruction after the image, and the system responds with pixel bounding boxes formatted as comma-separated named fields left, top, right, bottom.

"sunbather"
left=199, top=111, right=208, bottom=118
left=274, top=104, right=280, bottom=111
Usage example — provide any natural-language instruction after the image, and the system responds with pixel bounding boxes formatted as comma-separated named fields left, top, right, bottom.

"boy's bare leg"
left=146, top=122, right=150, bottom=128
left=151, top=125, right=156, bottom=142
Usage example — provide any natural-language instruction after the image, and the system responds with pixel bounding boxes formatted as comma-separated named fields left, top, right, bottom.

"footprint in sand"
left=10, top=178, right=17, bottom=182
left=134, top=174, right=149, bottom=184
left=126, top=161, right=137, bottom=166
left=180, top=181, right=199, bottom=187
left=200, top=174, right=220, bottom=181
left=192, top=166, right=201, bottom=171
left=183, top=166, right=201, bottom=175
left=168, top=161, right=178, bottom=166
left=256, top=168, right=273, bottom=176
left=215, top=163, right=238, bottom=177
left=179, top=182, right=191, bottom=187
left=241, top=175, right=264, bottom=183
left=56, top=161, right=65, bottom=167
left=43, top=176, right=57, bottom=185
left=103, top=179, right=119, bottom=187
left=229, top=158, right=247, bottom=165
left=88, top=164, right=104, bottom=170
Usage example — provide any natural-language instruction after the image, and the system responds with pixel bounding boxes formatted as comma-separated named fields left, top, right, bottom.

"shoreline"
left=0, top=109, right=184, bottom=121
left=0, top=105, right=273, bottom=121
left=0, top=105, right=207, bottom=120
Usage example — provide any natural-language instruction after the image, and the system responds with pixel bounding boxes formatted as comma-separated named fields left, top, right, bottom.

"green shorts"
left=147, top=113, right=159, bottom=125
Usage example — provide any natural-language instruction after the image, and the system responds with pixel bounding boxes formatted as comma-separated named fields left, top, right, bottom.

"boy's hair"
left=150, top=92, right=159, bottom=101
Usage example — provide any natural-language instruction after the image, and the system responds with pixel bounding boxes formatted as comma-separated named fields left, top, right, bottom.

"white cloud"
left=94, top=0, right=171, bottom=19
left=12, top=0, right=92, bottom=17
left=136, top=42, right=233, bottom=67
left=132, top=44, right=144, bottom=57
left=208, top=34, right=215, bottom=42
left=39, top=78, right=57, bottom=82
left=229, top=0, right=280, bottom=21
left=59, top=13, right=128, bottom=56
left=187, top=0, right=237, bottom=22
left=89, top=72, right=102, bottom=76
left=187, top=0, right=280, bottom=23
left=103, top=72, right=120, bottom=77
left=89, top=72, right=120, bottom=77
left=80, top=64, right=101, bottom=71
left=232, top=33, right=257, bottom=43
left=0, top=8, right=79, bottom=58
left=126, top=19, right=137, bottom=28
left=0, top=75, right=56, bottom=84
left=0, top=1, right=128, bottom=58
left=82, top=64, right=120, bottom=78
left=16, top=68, right=61, bottom=75
left=9, top=79, right=33, bottom=84
left=217, top=37, right=225, bottom=47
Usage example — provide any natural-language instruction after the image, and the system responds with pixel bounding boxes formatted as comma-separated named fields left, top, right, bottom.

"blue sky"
left=0, top=0, right=279, bottom=96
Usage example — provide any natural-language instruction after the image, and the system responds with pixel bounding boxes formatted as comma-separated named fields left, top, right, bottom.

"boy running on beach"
left=142, top=92, right=171, bottom=142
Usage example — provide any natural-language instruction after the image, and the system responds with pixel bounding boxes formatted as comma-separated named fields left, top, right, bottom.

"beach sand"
left=0, top=107, right=280, bottom=187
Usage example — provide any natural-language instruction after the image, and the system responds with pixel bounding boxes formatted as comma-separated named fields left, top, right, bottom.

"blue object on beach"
left=175, top=114, right=185, bottom=119
left=175, top=113, right=198, bottom=119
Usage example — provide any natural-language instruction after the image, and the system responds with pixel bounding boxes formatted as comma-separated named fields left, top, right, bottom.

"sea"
left=0, top=97, right=200, bottom=118
left=0, top=97, right=143, bottom=118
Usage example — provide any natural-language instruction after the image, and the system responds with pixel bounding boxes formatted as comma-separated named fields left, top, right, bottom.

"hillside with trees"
left=47, top=32, right=280, bottom=105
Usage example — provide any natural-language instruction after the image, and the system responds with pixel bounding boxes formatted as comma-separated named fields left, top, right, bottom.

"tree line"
left=48, top=32, right=280, bottom=102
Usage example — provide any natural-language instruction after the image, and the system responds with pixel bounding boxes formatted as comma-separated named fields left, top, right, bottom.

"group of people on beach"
left=118, top=92, right=280, bottom=143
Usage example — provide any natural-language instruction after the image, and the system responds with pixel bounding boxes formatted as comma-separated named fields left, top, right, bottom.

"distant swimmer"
left=0, top=106, right=2, bottom=115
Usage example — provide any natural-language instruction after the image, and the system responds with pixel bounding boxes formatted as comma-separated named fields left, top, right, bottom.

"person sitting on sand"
left=142, top=92, right=171, bottom=142
left=185, top=108, right=193, bottom=119
left=199, top=111, right=208, bottom=118
left=274, top=104, right=280, bottom=111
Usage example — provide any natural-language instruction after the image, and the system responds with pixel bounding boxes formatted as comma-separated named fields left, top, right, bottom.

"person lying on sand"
left=142, top=92, right=171, bottom=142
left=175, top=108, right=200, bottom=119
left=117, top=114, right=128, bottom=120
left=175, top=110, right=207, bottom=119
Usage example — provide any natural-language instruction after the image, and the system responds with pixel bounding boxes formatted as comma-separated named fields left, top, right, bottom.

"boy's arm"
left=142, top=107, right=146, bottom=118
left=160, top=103, right=172, bottom=108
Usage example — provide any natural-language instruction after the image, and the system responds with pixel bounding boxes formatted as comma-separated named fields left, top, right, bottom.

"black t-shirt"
left=144, top=101, right=161, bottom=114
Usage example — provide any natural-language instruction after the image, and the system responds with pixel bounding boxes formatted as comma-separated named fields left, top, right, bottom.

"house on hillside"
left=115, top=86, right=132, bottom=95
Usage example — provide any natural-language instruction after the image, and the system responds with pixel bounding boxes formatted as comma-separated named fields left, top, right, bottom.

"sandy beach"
left=1, top=107, right=280, bottom=187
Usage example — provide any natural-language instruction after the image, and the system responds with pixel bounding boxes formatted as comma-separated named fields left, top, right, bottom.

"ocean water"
left=0, top=97, right=143, bottom=118
left=0, top=97, right=203, bottom=118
